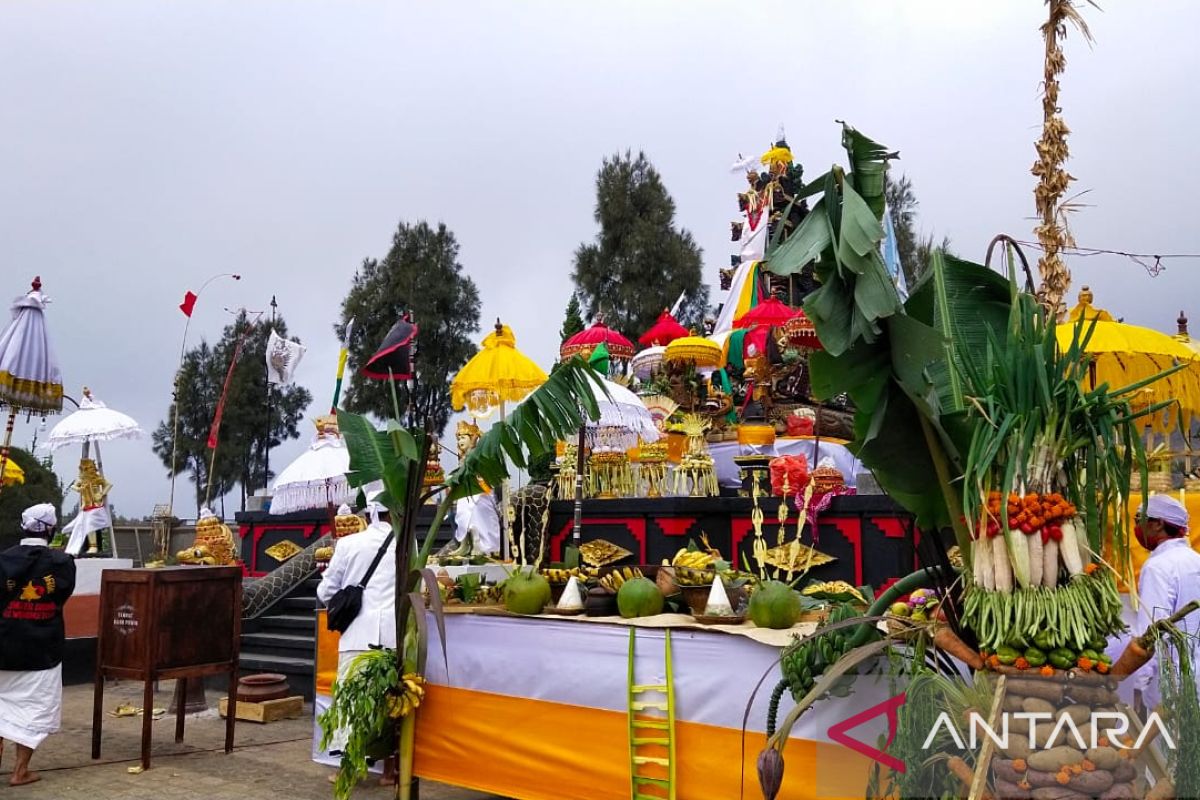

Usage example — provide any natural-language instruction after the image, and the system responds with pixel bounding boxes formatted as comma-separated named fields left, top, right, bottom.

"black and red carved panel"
left=546, top=496, right=921, bottom=590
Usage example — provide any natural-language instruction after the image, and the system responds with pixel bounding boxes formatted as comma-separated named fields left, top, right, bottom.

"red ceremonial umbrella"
left=733, top=297, right=799, bottom=329
left=783, top=309, right=822, bottom=350
left=638, top=310, right=690, bottom=347
left=560, top=319, right=636, bottom=361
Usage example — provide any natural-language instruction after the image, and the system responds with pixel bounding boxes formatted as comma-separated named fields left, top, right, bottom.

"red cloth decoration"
left=769, top=454, right=810, bottom=496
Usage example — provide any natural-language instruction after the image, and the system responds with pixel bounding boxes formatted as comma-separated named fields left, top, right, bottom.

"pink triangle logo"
left=826, top=692, right=907, bottom=773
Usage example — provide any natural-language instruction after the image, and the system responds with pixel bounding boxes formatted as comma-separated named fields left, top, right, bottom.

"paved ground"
left=0, top=680, right=501, bottom=800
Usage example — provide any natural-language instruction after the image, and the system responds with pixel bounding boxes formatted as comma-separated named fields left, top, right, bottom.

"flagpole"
left=168, top=272, right=240, bottom=520
left=330, top=318, right=354, bottom=413
left=264, top=295, right=277, bottom=488
left=205, top=315, right=260, bottom=506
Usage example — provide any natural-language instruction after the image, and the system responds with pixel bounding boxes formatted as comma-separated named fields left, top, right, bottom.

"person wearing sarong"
left=0, top=504, right=76, bottom=787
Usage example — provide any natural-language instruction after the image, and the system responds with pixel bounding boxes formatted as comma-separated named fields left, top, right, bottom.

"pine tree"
left=559, top=293, right=586, bottom=341
left=335, top=221, right=481, bottom=433
left=572, top=151, right=707, bottom=341
left=151, top=314, right=312, bottom=514
left=884, top=169, right=954, bottom=287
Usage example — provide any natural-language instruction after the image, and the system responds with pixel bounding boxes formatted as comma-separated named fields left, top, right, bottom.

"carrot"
left=1110, top=639, right=1153, bottom=678
left=934, top=625, right=985, bottom=669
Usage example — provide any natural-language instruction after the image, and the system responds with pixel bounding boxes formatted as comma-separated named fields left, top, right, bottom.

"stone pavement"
left=0, top=680, right=501, bottom=800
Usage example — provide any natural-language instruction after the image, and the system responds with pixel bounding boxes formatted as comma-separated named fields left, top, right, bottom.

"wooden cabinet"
left=91, top=566, right=241, bottom=769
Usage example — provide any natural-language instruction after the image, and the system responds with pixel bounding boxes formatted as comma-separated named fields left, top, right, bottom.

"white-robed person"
left=316, top=502, right=397, bottom=785
left=1112, top=494, right=1200, bottom=715
left=0, top=504, right=76, bottom=787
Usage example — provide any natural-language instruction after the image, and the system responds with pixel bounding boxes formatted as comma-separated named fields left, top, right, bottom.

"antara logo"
left=827, top=693, right=1175, bottom=773
left=922, top=710, right=1176, bottom=752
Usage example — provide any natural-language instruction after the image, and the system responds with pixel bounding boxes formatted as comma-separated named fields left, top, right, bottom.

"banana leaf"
left=446, top=356, right=605, bottom=500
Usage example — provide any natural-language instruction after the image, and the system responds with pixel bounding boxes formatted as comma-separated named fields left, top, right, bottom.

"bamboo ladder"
left=627, top=629, right=677, bottom=800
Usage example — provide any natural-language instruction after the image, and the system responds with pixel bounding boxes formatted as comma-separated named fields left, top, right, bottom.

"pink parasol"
left=560, top=319, right=636, bottom=361
left=637, top=310, right=690, bottom=347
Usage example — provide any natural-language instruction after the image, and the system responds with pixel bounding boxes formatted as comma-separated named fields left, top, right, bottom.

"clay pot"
left=236, top=673, right=290, bottom=703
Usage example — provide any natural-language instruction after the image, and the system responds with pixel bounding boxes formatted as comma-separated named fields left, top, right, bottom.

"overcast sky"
left=3, top=1, right=1198, bottom=519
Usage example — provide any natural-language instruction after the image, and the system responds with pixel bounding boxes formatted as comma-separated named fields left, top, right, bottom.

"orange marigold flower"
left=1056, top=772, right=1071, bottom=785
left=1040, top=665, right=1055, bottom=677
left=1015, top=657, right=1030, bottom=670
left=1081, top=760, right=1096, bottom=772
left=1012, top=759, right=1027, bottom=772
left=1077, top=657, right=1094, bottom=671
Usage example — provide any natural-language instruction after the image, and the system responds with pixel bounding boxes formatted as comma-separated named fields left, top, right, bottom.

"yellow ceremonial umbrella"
left=1058, top=287, right=1200, bottom=433
left=1, top=457, right=24, bottom=486
left=451, top=321, right=548, bottom=417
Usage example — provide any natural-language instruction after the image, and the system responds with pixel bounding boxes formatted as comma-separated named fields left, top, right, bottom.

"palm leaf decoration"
left=446, top=355, right=606, bottom=500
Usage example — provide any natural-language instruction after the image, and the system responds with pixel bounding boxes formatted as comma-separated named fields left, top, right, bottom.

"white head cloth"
left=21, top=503, right=57, bottom=533
left=1143, top=494, right=1189, bottom=530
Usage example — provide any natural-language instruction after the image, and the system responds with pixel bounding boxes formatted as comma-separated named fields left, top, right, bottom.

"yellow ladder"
left=627, top=628, right=676, bottom=800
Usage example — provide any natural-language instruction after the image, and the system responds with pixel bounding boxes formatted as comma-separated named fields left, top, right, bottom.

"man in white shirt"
left=316, top=509, right=397, bottom=784
left=1125, top=494, right=1200, bottom=712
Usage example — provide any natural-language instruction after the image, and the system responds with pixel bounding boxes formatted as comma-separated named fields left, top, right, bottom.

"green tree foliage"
left=0, top=448, right=63, bottom=549
left=572, top=151, right=708, bottom=340
left=335, top=221, right=482, bottom=434
left=559, top=293, right=585, bottom=342
left=152, top=313, right=312, bottom=514
left=884, top=170, right=954, bottom=287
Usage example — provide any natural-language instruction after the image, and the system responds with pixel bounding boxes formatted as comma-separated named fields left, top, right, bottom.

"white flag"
left=266, top=329, right=306, bottom=385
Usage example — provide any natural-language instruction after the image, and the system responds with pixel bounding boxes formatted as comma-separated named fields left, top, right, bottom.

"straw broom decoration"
left=1032, top=0, right=1095, bottom=315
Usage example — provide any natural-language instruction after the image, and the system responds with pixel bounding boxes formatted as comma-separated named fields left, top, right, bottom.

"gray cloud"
left=3, top=0, right=1198, bottom=518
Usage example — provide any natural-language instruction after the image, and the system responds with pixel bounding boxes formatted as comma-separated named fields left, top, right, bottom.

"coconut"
left=616, top=577, right=664, bottom=618
left=503, top=568, right=551, bottom=615
left=748, top=580, right=802, bottom=629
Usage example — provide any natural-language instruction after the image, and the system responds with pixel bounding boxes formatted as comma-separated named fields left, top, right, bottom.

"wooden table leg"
left=174, top=681, right=186, bottom=743
left=91, top=671, right=104, bottom=759
left=224, top=669, right=236, bottom=754
left=141, top=678, right=154, bottom=771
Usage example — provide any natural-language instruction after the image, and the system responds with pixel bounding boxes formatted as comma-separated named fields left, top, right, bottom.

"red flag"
left=180, top=291, right=198, bottom=317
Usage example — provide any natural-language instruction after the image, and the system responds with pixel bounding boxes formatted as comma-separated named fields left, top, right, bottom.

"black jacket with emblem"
left=0, top=541, right=77, bottom=670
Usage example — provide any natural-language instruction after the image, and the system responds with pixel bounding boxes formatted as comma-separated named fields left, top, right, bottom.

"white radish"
left=1059, top=519, right=1084, bottom=577
left=1042, top=539, right=1060, bottom=587
left=1028, top=532, right=1044, bottom=587
left=993, top=534, right=1013, bottom=593
left=975, top=537, right=995, bottom=591
left=1005, top=527, right=1031, bottom=589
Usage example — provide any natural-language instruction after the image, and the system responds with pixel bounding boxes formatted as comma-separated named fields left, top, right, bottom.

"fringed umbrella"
left=48, top=388, right=144, bottom=555
left=560, top=318, right=635, bottom=361
left=733, top=296, right=799, bottom=329
left=0, top=277, right=63, bottom=488
left=1057, top=287, right=1200, bottom=435
left=451, top=320, right=547, bottom=418
left=664, top=335, right=725, bottom=376
left=630, top=346, right=666, bottom=381
left=638, top=309, right=689, bottom=347
left=270, top=415, right=353, bottom=514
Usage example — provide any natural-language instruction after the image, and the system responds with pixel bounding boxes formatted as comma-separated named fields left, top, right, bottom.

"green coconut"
left=616, top=577, right=664, bottom=619
left=748, top=580, right=802, bottom=629
left=503, top=569, right=551, bottom=615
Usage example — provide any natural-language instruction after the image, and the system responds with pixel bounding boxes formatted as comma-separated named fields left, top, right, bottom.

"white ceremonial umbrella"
left=46, top=389, right=144, bottom=450
left=270, top=430, right=353, bottom=514
left=586, top=377, right=662, bottom=451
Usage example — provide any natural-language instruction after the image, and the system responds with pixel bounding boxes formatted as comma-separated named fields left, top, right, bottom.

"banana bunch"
left=673, top=566, right=716, bottom=587
left=599, top=566, right=644, bottom=593
left=386, top=673, right=427, bottom=720
left=473, top=585, right=500, bottom=605
left=768, top=602, right=862, bottom=737
left=540, top=567, right=597, bottom=584
left=671, top=548, right=716, bottom=569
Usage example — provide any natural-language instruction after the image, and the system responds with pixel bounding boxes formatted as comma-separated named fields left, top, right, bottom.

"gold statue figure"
left=72, top=458, right=112, bottom=510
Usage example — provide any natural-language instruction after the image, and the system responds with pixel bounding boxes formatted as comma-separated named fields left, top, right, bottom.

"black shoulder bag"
left=325, top=532, right=394, bottom=634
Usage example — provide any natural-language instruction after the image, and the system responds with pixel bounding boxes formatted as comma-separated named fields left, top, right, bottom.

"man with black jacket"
left=0, top=503, right=75, bottom=787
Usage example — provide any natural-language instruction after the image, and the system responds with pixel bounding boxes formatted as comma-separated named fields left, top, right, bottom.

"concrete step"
left=280, top=596, right=317, bottom=611
left=256, top=613, right=316, bottom=631
left=242, top=632, right=315, bottom=657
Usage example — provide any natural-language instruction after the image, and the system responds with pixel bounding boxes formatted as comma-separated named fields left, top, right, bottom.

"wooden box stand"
left=91, top=566, right=242, bottom=770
